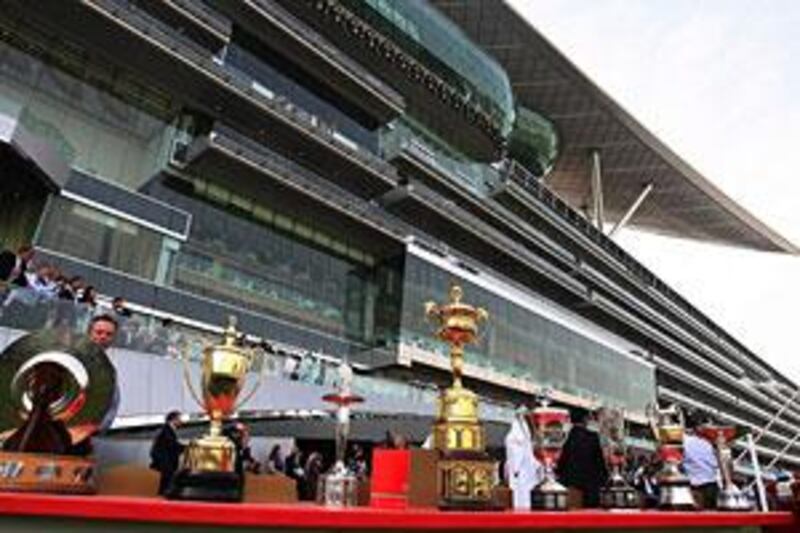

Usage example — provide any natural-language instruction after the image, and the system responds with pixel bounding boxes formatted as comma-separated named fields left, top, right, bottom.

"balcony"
left=13, top=0, right=398, bottom=200
left=127, top=0, right=231, bottom=52
left=495, top=162, right=775, bottom=381
left=180, top=123, right=407, bottom=257
left=209, top=0, right=405, bottom=124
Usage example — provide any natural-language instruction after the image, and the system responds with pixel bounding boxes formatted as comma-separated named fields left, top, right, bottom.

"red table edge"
left=0, top=493, right=795, bottom=530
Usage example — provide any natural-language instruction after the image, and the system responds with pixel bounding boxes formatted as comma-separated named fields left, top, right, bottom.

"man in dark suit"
left=556, top=408, right=608, bottom=508
left=0, top=244, right=35, bottom=287
left=150, top=410, right=185, bottom=495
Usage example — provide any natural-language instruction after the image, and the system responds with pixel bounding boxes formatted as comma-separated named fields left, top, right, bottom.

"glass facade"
left=147, top=177, right=402, bottom=346
left=0, top=16, right=176, bottom=190
left=345, top=0, right=515, bottom=138
left=398, top=253, right=656, bottom=411
left=36, top=196, right=172, bottom=282
left=225, top=33, right=379, bottom=153
left=508, top=106, right=559, bottom=177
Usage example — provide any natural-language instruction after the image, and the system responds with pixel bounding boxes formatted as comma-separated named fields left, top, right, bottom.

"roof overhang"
left=432, top=0, right=798, bottom=254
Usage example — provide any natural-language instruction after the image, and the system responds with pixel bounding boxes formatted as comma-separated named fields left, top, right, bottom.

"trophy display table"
left=0, top=492, right=796, bottom=533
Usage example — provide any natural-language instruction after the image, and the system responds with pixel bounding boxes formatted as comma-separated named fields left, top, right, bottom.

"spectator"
left=284, top=445, right=305, bottom=492
left=0, top=244, right=35, bottom=288
left=149, top=410, right=185, bottom=496
left=87, top=314, right=118, bottom=350
left=683, top=411, right=719, bottom=509
left=266, top=444, right=285, bottom=474
left=347, top=444, right=368, bottom=479
left=301, top=451, right=324, bottom=501
left=223, top=422, right=261, bottom=479
left=112, top=296, right=133, bottom=318
left=58, top=276, right=84, bottom=301
left=556, top=408, right=608, bottom=508
left=78, top=285, right=98, bottom=309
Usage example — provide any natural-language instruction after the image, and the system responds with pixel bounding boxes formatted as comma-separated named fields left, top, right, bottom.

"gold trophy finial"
left=425, top=284, right=497, bottom=509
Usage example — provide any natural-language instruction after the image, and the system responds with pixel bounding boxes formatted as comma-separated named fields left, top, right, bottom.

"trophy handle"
left=233, top=349, right=267, bottom=412
left=180, top=347, right=205, bottom=410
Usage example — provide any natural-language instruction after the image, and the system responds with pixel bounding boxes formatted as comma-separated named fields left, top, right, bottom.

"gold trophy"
left=171, top=317, right=263, bottom=501
left=597, top=407, right=640, bottom=508
left=425, top=285, right=497, bottom=510
left=697, top=424, right=751, bottom=511
left=0, top=331, right=117, bottom=494
left=646, top=403, right=696, bottom=509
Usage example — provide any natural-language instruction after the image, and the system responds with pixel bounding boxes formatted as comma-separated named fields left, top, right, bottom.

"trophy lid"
left=0, top=331, right=117, bottom=446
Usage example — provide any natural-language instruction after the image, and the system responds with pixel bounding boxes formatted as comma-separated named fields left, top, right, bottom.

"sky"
left=509, top=0, right=800, bottom=383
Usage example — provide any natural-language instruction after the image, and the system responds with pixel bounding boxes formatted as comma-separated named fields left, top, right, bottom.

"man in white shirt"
left=505, top=407, right=543, bottom=510
left=683, top=412, right=719, bottom=509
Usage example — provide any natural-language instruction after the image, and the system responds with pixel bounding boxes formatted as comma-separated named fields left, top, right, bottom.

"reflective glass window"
left=399, top=255, right=655, bottom=410
left=36, top=196, right=165, bottom=281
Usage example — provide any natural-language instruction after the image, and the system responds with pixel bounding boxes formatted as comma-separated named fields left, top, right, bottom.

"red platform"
left=0, top=492, right=795, bottom=531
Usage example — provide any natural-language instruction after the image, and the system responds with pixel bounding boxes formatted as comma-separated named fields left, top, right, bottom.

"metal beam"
left=590, top=149, right=604, bottom=231
left=608, top=183, right=653, bottom=238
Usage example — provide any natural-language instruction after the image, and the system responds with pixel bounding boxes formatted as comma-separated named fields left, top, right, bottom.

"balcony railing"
left=503, top=162, right=773, bottom=379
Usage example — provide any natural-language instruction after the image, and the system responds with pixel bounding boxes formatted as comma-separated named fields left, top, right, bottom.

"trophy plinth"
left=425, top=285, right=497, bottom=510
left=698, top=425, right=751, bottom=511
left=318, top=363, right=364, bottom=507
left=0, top=332, right=117, bottom=494
left=526, top=404, right=570, bottom=510
left=171, top=318, right=261, bottom=502
left=647, top=404, right=696, bottom=510
left=598, top=407, right=640, bottom=509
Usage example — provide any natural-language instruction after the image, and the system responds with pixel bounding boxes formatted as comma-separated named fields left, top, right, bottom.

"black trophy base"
left=600, top=486, right=641, bottom=509
left=168, top=470, right=243, bottom=502
left=531, top=489, right=568, bottom=511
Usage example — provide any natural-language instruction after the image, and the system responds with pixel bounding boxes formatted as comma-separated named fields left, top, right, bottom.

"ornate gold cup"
left=646, top=403, right=696, bottom=509
left=425, top=285, right=497, bottom=510
left=171, top=317, right=263, bottom=501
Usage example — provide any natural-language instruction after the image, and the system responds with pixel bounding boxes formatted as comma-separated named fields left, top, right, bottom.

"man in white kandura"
left=505, top=407, right=543, bottom=509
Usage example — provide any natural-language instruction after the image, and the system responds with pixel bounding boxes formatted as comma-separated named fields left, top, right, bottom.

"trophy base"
left=600, top=485, right=641, bottom=509
left=318, top=470, right=360, bottom=507
left=437, top=452, right=499, bottom=511
left=168, top=470, right=243, bottom=502
left=658, top=482, right=697, bottom=510
left=0, top=451, right=95, bottom=494
left=531, top=478, right=568, bottom=510
left=717, top=487, right=753, bottom=511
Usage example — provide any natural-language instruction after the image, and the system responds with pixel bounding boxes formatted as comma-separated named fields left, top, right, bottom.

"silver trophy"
left=317, top=361, right=364, bottom=506
left=697, top=425, right=751, bottom=511
left=527, top=399, right=571, bottom=510
left=597, top=407, right=640, bottom=508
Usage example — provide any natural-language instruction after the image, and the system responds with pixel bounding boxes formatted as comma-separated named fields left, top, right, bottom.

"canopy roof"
left=432, top=0, right=798, bottom=254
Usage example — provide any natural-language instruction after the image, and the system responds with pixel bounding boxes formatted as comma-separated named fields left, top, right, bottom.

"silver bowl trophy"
left=597, top=407, right=640, bottom=508
left=646, top=403, right=696, bottom=509
left=697, top=424, right=752, bottom=511
left=526, top=398, right=571, bottom=510
left=318, top=361, right=364, bottom=507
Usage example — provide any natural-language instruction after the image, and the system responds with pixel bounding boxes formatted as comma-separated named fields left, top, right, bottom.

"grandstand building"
left=0, top=0, right=798, bottom=467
